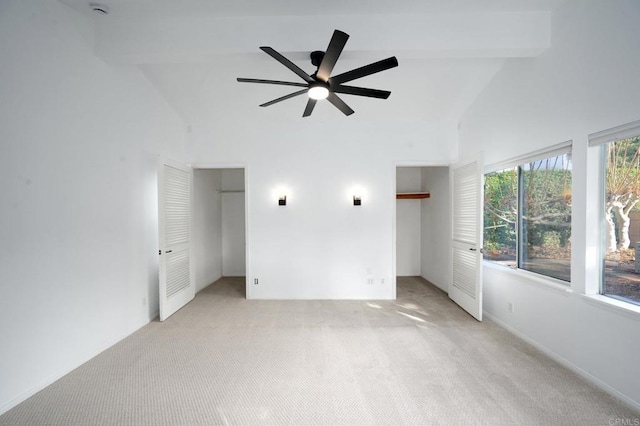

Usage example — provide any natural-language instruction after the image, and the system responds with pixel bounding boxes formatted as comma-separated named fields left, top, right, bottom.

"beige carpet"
left=1, top=276, right=637, bottom=425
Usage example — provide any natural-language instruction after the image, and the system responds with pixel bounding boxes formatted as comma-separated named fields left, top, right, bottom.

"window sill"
left=483, top=260, right=573, bottom=296
left=581, top=294, right=640, bottom=321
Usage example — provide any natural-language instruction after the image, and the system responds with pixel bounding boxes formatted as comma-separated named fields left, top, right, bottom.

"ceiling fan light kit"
left=237, top=30, right=398, bottom=117
left=308, top=84, right=329, bottom=100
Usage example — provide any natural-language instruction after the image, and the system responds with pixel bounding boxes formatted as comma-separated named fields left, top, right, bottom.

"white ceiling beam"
left=95, top=12, right=550, bottom=64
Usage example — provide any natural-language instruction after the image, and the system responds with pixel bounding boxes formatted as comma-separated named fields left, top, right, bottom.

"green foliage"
left=483, top=154, right=572, bottom=258
left=542, top=231, right=562, bottom=249
left=483, top=169, right=517, bottom=252
left=521, top=157, right=572, bottom=249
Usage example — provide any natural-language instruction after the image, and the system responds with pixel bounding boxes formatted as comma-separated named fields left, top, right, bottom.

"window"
left=483, top=148, right=572, bottom=282
left=483, top=167, right=517, bottom=266
left=599, top=135, right=640, bottom=305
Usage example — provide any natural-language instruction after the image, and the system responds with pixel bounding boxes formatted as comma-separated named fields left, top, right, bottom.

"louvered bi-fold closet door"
left=450, top=157, right=483, bottom=321
left=158, top=159, right=194, bottom=321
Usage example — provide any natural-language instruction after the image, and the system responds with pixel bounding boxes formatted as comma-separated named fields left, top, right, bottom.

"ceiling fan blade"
left=302, top=98, right=317, bottom=117
left=327, top=93, right=354, bottom=116
left=259, top=89, right=308, bottom=107
left=260, top=47, right=314, bottom=83
left=316, top=30, right=349, bottom=82
left=330, top=57, right=398, bottom=85
left=333, top=85, right=391, bottom=99
left=237, top=78, right=308, bottom=88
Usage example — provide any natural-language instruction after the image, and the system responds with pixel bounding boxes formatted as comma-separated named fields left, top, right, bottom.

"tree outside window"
left=483, top=152, right=572, bottom=282
left=483, top=168, right=517, bottom=266
left=519, top=155, right=572, bottom=282
left=602, top=136, right=640, bottom=305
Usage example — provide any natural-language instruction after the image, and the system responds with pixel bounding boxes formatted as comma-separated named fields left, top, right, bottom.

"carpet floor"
left=0, top=276, right=637, bottom=425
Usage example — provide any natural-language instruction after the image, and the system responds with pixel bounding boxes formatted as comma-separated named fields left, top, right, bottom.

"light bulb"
left=308, top=86, right=329, bottom=100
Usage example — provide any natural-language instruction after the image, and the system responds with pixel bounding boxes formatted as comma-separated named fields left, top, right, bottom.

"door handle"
left=165, top=250, right=173, bottom=254
left=469, top=248, right=477, bottom=251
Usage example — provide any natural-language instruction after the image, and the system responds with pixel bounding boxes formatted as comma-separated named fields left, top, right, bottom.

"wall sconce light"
left=353, top=195, right=362, bottom=206
left=278, top=195, right=287, bottom=206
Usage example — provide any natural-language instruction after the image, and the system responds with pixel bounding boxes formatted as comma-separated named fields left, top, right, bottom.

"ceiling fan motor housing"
left=310, top=51, right=325, bottom=68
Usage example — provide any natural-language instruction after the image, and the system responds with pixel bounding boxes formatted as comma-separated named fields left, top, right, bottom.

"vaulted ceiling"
left=59, top=0, right=566, bottom=125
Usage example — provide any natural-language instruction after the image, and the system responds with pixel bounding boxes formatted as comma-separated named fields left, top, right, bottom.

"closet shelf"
left=396, top=192, right=430, bottom=200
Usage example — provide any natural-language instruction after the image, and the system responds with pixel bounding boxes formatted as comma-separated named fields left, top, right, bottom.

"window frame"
left=483, top=142, right=573, bottom=285
left=589, top=119, right=640, bottom=307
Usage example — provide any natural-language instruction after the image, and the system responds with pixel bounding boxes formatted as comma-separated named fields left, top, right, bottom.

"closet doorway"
left=395, top=166, right=450, bottom=293
left=193, top=167, right=247, bottom=295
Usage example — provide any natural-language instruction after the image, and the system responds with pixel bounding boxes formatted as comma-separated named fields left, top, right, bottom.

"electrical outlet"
left=508, top=302, right=514, bottom=313
left=254, top=278, right=259, bottom=285
left=367, top=278, right=374, bottom=285
left=380, top=278, right=385, bottom=285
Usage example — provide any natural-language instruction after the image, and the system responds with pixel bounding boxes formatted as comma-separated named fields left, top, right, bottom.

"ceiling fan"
left=237, top=30, right=398, bottom=117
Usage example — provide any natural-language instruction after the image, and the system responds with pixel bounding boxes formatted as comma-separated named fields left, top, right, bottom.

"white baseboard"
left=484, top=311, right=640, bottom=413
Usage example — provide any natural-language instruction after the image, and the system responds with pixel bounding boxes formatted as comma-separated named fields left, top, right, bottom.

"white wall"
left=420, top=167, right=450, bottom=292
left=193, top=169, right=222, bottom=292
left=396, top=167, right=422, bottom=276
left=221, top=169, right=246, bottom=276
left=189, top=114, right=457, bottom=299
left=459, top=0, right=640, bottom=408
left=0, top=0, right=186, bottom=414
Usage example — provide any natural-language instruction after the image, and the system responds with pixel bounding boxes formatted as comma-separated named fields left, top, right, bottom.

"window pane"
left=602, top=137, right=640, bottom=305
left=483, top=168, right=517, bottom=266
left=519, top=154, right=572, bottom=282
